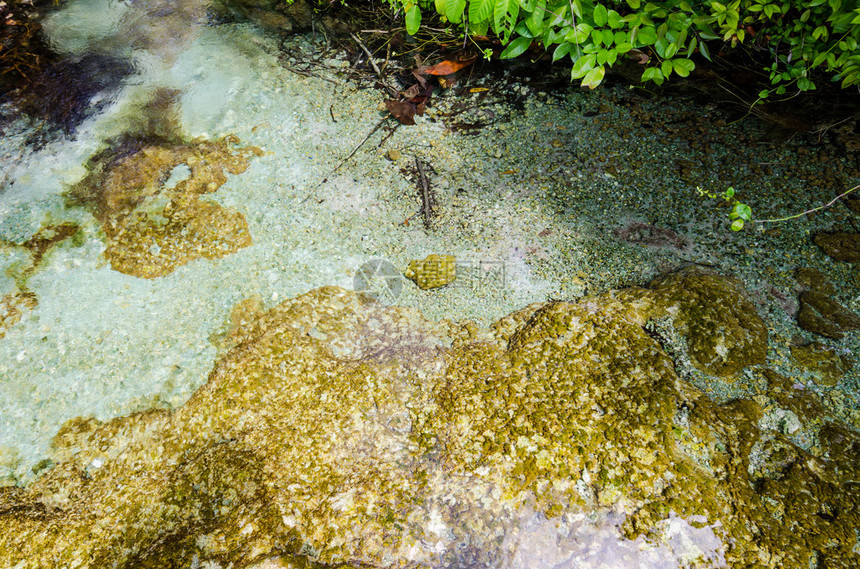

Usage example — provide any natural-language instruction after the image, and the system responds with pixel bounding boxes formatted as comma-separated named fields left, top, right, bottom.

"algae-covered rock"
left=404, top=254, right=456, bottom=289
left=0, top=277, right=856, bottom=569
left=69, top=135, right=262, bottom=279
left=794, top=266, right=836, bottom=295
left=813, top=232, right=860, bottom=263
left=646, top=267, right=768, bottom=377
left=791, top=342, right=853, bottom=386
left=0, top=223, right=81, bottom=338
left=797, top=290, right=860, bottom=340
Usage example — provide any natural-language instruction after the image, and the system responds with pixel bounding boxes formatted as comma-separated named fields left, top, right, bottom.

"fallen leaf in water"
left=412, top=69, right=428, bottom=88
left=422, top=57, right=476, bottom=76
left=385, top=100, right=416, bottom=125
left=402, top=84, right=421, bottom=100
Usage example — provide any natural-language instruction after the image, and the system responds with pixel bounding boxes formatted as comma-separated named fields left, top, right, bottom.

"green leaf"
left=405, top=4, right=421, bottom=35
left=445, top=0, right=467, bottom=23
left=732, top=202, right=752, bottom=220
left=553, top=42, right=573, bottom=62
left=672, top=58, right=695, bottom=76
left=730, top=218, right=745, bottom=231
left=469, top=0, right=494, bottom=24
left=686, top=37, right=698, bottom=57
left=581, top=65, right=606, bottom=88
left=493, top=0, right=519, bottom=36
left=500, top=36, right=533, bottom=58
left=811, top=51, right=828, bottom=69
left=627, top=0, right=641, bottom=8
left=506, top=0, right=521, bottom=28
left=662, top=59, right=674, bottom=77
left=724, top=187, right=735, bottom=198
left=698, top=39, right=711, bottom=60
left=592, top=29, right=604, bottom=45
left=614, top=31, right=628, bottom=44
left=641, top=66, right=664, bottom=82
left=602, top=29, right=615, bottom=45
left=608, top=10, right=622, bottom=28
left=471, top=19, right=490, bottom=35
left=565, top=23, right=593, bottom=43
left=664, top=42, right=679, bottom=58
left=593, top=4, right=609, bottom=27
left=636, top=26, right=658, bottom=45
left=758, top=89, right=770, bottom=98
left=797, top=76, right=816, bottom=90
left=493, top=0, right=507, bottom=30
left=526, top=0, right=546, bottom=36
left=514, top=20, right=536, bottom=37
left=571, top=53, right=597, bottom=78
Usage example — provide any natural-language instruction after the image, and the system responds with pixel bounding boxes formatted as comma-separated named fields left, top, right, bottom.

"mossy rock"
left=813, top=232, right=860, bottom=263
left=791, top=342, right=853, bottom=386
left=645, top=267, right=768, bottom=377
left=0, top=277, right=856, bottom=568
left=404, top=254, right=456, bottom=290
left=69, top=135, right=262, bottom=279
left=797, top=290, right=860, bottom=340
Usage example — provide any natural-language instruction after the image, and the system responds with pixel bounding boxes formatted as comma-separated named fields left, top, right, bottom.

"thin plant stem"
left=755, top=183, right=860, bottom=224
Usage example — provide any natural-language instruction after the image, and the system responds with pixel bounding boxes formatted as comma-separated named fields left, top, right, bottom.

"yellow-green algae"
left=404, top=254, right=457, bottom=290
left=790, top=342, right=853, bottom=387
left=69, top=134, right=262, bottom=279
left=0, top=223, right=81, bottom=338
left=0, top=269, right=856, bottom=568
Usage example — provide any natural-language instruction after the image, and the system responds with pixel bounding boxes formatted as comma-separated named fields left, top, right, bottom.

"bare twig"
left=350, top=32, right=383, bottom=79
left=300, top=117, right=389, bottom=204
left=349, top=31, right=398, bottom=97
left=415, top=156, right=432, bottom=228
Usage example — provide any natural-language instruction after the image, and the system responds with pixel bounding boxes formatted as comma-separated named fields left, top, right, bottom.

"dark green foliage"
left=391, top=0, right=860, bottom=91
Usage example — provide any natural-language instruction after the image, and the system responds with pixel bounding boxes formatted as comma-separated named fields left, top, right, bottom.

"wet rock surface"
left=813, top=232, right=860, bottom=263
left=790, top=342, right=853, bottom=387
left=69, top=134, right=262, bottom=278
left=404, top=254, right=458, bottom=290
left=797, top=290, right=860, bottom=340
left=1, top=271, right=856, bottom=569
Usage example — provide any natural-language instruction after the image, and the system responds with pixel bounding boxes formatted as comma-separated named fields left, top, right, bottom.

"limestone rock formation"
left=0, top=269, right=856, bottom=569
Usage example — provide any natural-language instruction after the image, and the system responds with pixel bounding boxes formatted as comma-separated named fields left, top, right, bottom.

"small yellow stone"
left=404, top=254, right=456, bottom=290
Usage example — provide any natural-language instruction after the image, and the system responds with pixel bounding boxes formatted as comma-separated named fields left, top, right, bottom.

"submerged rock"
left=0, top=272, right=856, bottom=568
left=813, top=232, right=860, bottom=263
left=404, top=254, right=457, bottom=290
left=69, top=135, right=263, bottom=278
left=646, top=268, right=768, bottom=377
left=797, top=290, right=860, bottom=340
left=791, top=342, right=853, bottom=386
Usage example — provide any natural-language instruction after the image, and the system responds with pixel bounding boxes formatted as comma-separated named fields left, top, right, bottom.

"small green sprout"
left=696, top=186, right=753, bottom=231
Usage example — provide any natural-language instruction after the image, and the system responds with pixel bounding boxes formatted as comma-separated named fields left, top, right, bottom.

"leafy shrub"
left=390, top=0, right=860, bottom=90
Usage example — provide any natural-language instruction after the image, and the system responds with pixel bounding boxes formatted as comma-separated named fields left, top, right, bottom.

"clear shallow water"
left=0, top=0, right=858, bottom=566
